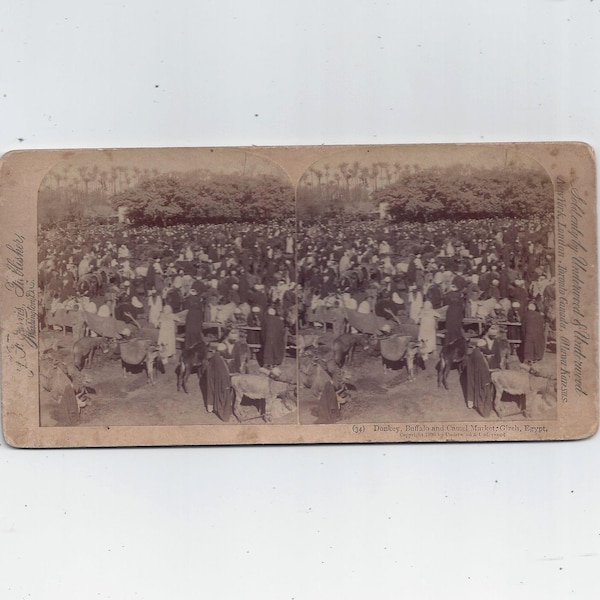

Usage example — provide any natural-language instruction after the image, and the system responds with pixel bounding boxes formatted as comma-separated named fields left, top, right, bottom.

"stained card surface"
left=0, top=143, right=596, bottom=447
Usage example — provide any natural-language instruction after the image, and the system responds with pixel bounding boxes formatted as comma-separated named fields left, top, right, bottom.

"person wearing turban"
left=261, top=307, right=285, bottom=368
left=522, top=302, right=545, bottom=363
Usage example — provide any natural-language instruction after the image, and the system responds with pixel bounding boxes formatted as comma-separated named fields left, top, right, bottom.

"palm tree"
left=98, top=170, right=108, bottom=193
left=360, top=166, right=370, bottom=188
left=393, top=162, right=403, bottom=182
left=369, top=163, right=380, bottom=190
left=89, top=165, right=100, bottom=193
left=77, top=167, right=91, bottom=196
left=349, top=161, right=360, bottom=189
left=379, top=162, right=391, bottom=187
left=109, top=167, right=119, bottom=195
left=333, top=172, right=341, bottom=193
left=337, top=162, right=351, bottom=198
left=312, top=168, right=323, bottom=189
left=52, top=171, right=63, bottom=200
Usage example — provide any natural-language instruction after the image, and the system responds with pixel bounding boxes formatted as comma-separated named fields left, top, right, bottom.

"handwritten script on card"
left=4, top=233, right=37, bottom=378
left=556, top=178, right=591, bottom=402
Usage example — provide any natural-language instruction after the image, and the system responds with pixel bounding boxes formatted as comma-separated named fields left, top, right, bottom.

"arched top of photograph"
left=296, top=145, right=553, bottom=224
left=38, top=147, right=294, bottom=229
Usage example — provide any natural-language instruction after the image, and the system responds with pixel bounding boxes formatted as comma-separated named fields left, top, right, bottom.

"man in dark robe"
left=405, top=256, right=417, bottom=287
left=184, top=291, right=205, bottom=349
left=522, top=303, right=545, bottom=363
left=426, top=283, right=443, bottom=310
left=165, top=285, right=183, bottom=312
left=205, top=345, right=233, bottom=422
left=444, top=285, right=464, bottom=346
left=465, top=340, right=493, bottom=417
left=261, top=307, right=285, bottom=368
left=191, top=277, right=208, bottom=297
left=507, top=301, right=522, bottom=354
left=249, top=284, right=268, bottom=313
left=145, top=259, right=157, bottom=291
left=114, top=294, right=143, bottom=325
left=511, top=281, right=529, bottom=320
left=374, top=291, right=397, bottom=318
left=317, top=380, right=339, bottom=424
left=238, top=272, right=250, bottom=304
left=282, top=288, right=296, bottom=317
left=480, top=325, right=502, bottom=369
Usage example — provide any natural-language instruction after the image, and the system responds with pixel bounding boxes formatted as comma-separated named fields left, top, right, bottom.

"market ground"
left=39, top=330, right=297, bottom=427
left=298, top=326, right=557, bottom=425
left=39, top=328, right=557, bottom=428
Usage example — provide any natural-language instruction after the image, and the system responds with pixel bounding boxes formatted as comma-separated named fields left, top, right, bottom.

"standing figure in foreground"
left=522, top=302, right=545, bottom=364
left=261, top=307, right=285, bottom=368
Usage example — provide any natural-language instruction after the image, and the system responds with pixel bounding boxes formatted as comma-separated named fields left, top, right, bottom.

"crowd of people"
left=38, top=209, right=557, bottom=420
left=298, top=215, right=556, bottom=416
left=38, top=219, right=297, bottom=421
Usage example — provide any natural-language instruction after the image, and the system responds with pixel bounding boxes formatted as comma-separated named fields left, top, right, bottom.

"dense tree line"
left=297, top=163, right=554, bottom=222
left=39, top=164, right=165, bottom=226
left=113, top=172, right=294, bottom=226
left=38, top=167, right=294, bottom=226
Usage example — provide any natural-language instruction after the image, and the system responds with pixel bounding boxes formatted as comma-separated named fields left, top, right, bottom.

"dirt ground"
left=39, top=330, right=297, bottom=427
left=298, top=326, right=557, bottom=425
left=40, top=326, right=557, bottom=429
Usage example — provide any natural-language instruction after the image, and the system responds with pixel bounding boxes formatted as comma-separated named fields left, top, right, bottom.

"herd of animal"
left=297, top=326, right=556, bottom=422
left=41, top=330, right=297, bottom=426
left=41, top=320, right=555, bottom=426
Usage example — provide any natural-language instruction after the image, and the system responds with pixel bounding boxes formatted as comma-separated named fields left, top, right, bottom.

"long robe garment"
left=444, top=291, right=464, bottom=346
left=206, top=353, right=232, bottom=422
left=507, top=307, right=522, bottom=343
left=148, top=295, right=163, bottom=328
left=261, top=314, right=285, bottom=366
left=418, top=305, right=438, bottom=355
left=522, top=309, right=545, bottom=362
left=466, top=348, right=493, bottom=417
left=481, top=338, right=502, bottom=370
left=408, top=291, right=423, bottom=324
left=184, top=298, right=205, bottom=349
left=157, top=309, right=177, bottom=359
left=317, top=380, right=339, bottom=424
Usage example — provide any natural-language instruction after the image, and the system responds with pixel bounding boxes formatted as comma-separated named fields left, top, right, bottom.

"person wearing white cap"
left=480, top=325, right=502, bottom=369
left=246, top=305, right=262, bottom=346
left=489, top=279, right=501, bottom=302
left=512, top=279, right=528, bottom=319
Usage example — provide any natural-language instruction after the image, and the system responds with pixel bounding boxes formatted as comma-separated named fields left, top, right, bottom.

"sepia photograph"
left=1, top=4, right=599, bottom=600
left=297, top=146, right=557, bottom=425
left=36, top=149, right=298, bottom=427
left=0, top=142, right=596, bottom=446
